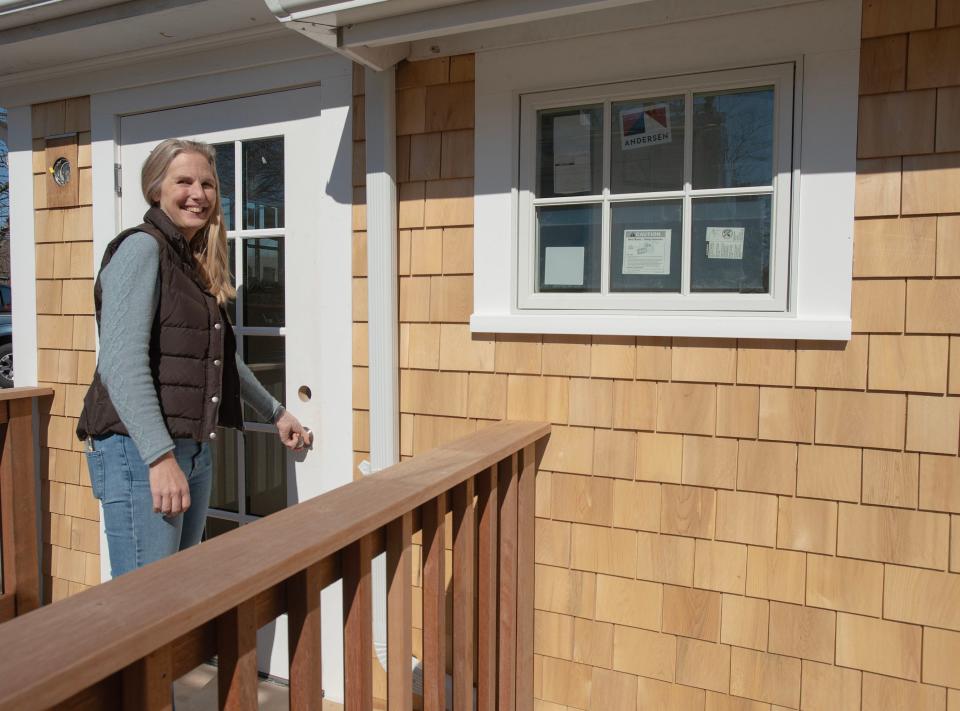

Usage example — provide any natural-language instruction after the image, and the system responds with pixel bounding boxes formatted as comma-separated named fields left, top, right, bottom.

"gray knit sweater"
left=98, top=232, right=281, bottom=464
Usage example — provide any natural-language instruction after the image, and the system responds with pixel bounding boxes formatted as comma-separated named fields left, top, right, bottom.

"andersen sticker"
left=620, top=103, right=672, bottom=150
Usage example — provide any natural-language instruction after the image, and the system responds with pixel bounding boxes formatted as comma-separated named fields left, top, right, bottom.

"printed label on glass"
left=705, top=226, right=745, bottom=260
left=544, top=246, right=586, bottom=286
left=552, top=113, right=592, bottom=194
left=622, top=229, right=671, bottom=275
left=620, top=103, right=672, bottom=150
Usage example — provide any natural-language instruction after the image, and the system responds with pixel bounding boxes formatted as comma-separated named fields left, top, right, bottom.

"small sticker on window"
left=622, top=229, right=671, bottom=275
left=706, top=226, right=745, bottom=260
left=620, top=103, right=672, bottom=150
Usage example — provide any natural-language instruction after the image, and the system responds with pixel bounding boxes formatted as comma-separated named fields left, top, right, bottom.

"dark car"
left=0, top=284, right=13, bottom=388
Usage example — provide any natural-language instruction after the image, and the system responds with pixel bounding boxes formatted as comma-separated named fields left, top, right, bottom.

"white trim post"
left=8, top=105, right=38, bottom=387
left=364, top=63, right=399, bottom=675
left=364, top=65, right=400, bottom=474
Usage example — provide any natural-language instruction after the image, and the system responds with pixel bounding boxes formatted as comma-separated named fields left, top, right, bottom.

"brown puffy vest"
left=76, top=207, right=243, bottom=445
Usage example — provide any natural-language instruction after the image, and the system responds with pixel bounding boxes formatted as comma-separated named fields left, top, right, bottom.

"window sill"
left=469, top=312, right=851, bottom=340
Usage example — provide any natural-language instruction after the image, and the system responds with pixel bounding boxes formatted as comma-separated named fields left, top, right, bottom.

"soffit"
left=0, top=0, right=280, bottom=78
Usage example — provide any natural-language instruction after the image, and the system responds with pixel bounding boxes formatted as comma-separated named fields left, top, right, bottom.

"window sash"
left=517, top=63, right=795, bottom=312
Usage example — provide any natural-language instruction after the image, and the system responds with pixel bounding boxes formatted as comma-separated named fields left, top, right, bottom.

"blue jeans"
left=84, top=434, right=213, bottom=578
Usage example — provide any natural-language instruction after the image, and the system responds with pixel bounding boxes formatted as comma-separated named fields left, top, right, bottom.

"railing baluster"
left=343, top=534, right=373, bottom=710
left=288, top=562, right=323, bottom=711
left=515, top=444, right=539, bottom=711
left=387, top=513, right=413, bottom=711
left=452, top=478, right=475, bottom=711
left=476, top=466, right=498, bottom=711
left=0, top=401, right=15, bottom=623
left=0, top=397, right=40, bottom=619
left=422, top=493, right=447, bottom=711
left=497, top=454, right=519, bottom=711
left=217, top=599, right=258, bottom=710
left=122, top=646, right=173, bottom=710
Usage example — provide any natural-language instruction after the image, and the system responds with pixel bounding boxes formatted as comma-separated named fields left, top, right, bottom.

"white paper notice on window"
left=544, top=246, right=585, bottom=286
left=706, top=227, right=745, bottom=260
left=622, top=229, right=671, bottom=275
left=553, top=114, right=592, bottom=194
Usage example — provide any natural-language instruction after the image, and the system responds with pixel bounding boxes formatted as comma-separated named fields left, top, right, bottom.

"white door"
left=117, top=86, right=352, bottom=692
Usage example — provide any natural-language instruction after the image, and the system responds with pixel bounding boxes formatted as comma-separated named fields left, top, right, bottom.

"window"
left=518, top=64, right=794, bottom=312
left=471, top=2, right=858, bottom=340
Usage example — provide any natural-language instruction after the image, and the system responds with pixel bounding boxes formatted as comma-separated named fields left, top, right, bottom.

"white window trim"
left=518, top=63, right=795, bottom=313
left=471, top=0, right=859, bottom=340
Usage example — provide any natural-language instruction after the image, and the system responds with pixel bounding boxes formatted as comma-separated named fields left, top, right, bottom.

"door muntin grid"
left=207, top=137, right=287, bottom=535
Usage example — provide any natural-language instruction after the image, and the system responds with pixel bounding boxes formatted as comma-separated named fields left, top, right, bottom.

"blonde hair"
left=141, top=138, right=235, bottom=305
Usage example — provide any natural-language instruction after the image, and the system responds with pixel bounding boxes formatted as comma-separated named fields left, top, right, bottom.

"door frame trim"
left=90, top=53, right=354, bottom=700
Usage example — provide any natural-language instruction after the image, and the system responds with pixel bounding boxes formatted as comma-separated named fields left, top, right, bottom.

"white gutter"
left=0, top=0, right=63, bottom=12
left=341, top=0, right=651, bottom=46
left=0, top=0, right=131, bottom=28
left=264, top=0, right=656, bottom=70
left=363, top=63, right=399, bottom=678
left=263, top=0, right=391, bottom=22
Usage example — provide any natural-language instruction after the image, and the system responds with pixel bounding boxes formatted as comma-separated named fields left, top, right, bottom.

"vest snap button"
left=211, top=396, right=219, bottom=403
left=213, top=359, right=221, bottom=366
left=214, top=323, right=222, bottom=330
left=210, top=431, right=217, bottom=439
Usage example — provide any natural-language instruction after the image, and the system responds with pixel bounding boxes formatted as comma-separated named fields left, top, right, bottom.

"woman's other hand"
left=149, top=452, right=191, bottom=516
left=276, top=409, right=312, bottom=451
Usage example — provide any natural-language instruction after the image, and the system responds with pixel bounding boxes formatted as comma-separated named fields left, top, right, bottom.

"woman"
left=77, top=138, right=310, bottom=578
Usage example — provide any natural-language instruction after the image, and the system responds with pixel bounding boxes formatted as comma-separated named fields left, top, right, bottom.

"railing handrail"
left=0, top=419, right=550, bottom=711
left=0, top=386, right=55, bottom=402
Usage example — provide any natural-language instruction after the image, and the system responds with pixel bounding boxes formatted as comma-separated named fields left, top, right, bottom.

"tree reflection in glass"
left=693, top=88, right=774, bottom=189
left=243, top=138, right=284, bottom=229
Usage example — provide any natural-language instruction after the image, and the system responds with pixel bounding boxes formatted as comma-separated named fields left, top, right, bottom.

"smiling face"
left=154, top=151, right=218, bottom=242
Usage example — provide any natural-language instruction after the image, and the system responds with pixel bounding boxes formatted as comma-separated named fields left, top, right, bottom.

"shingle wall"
left=352, top=1, right=960, bottom=707
left=30, top=97, right=100, bottom=601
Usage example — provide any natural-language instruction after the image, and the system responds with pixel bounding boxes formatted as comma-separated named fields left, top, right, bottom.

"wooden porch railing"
left=0, top=386, right=54, bottom=623
left=0, top=420, right=550, bottom=711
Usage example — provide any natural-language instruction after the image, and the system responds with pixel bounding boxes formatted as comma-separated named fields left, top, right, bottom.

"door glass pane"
left=611, top=95, right=685, bottom=194
left=693, top=87, right=775, bottom=189
left=690, top=194, right=772, bottom=293
left=209, top=426, right=239, bottom=513
left=243, top=138, right=284, bottom=229
left=536, top=105, right=604, bottom=198
left=245, top=431, right=286, bottom=517
left=243, top=336, right=285, bottom=421
left=213, top=143, right=235, bottom=231
left=536, top=204, right=602, bottom=293
left=204, top=517, right=238, bottom=540
left=226, top=239, right=237, bottom=324
left=243, top=237, right=285, bottom=327
left=610, top=200, right=683, bottom=292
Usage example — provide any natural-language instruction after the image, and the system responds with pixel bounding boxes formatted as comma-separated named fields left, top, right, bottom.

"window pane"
left=214, top=143, right=235, bottom=231
left=243, top=237, right=284, bottom=327
left=693, top=87, right=775, bottom=189
left=611, top=95, right=685, bottom=194
left=537, top=105, right=603, bottom=198
left=610, top=200, right=683, bottom=292
left=690, top=194, right=772, bottom=293
left=243, top=336, right=285, bottom=422
left=204, top=517, right=239, bottom=540
left=226, top=239, right=236, bottom=325
left=243, top=138, right=284, bottom=229
left=209, top=426, right=239, bottom=513
left=245, top=431, right=286, bottom=517
left=536, top=204, right=602, bottom=293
